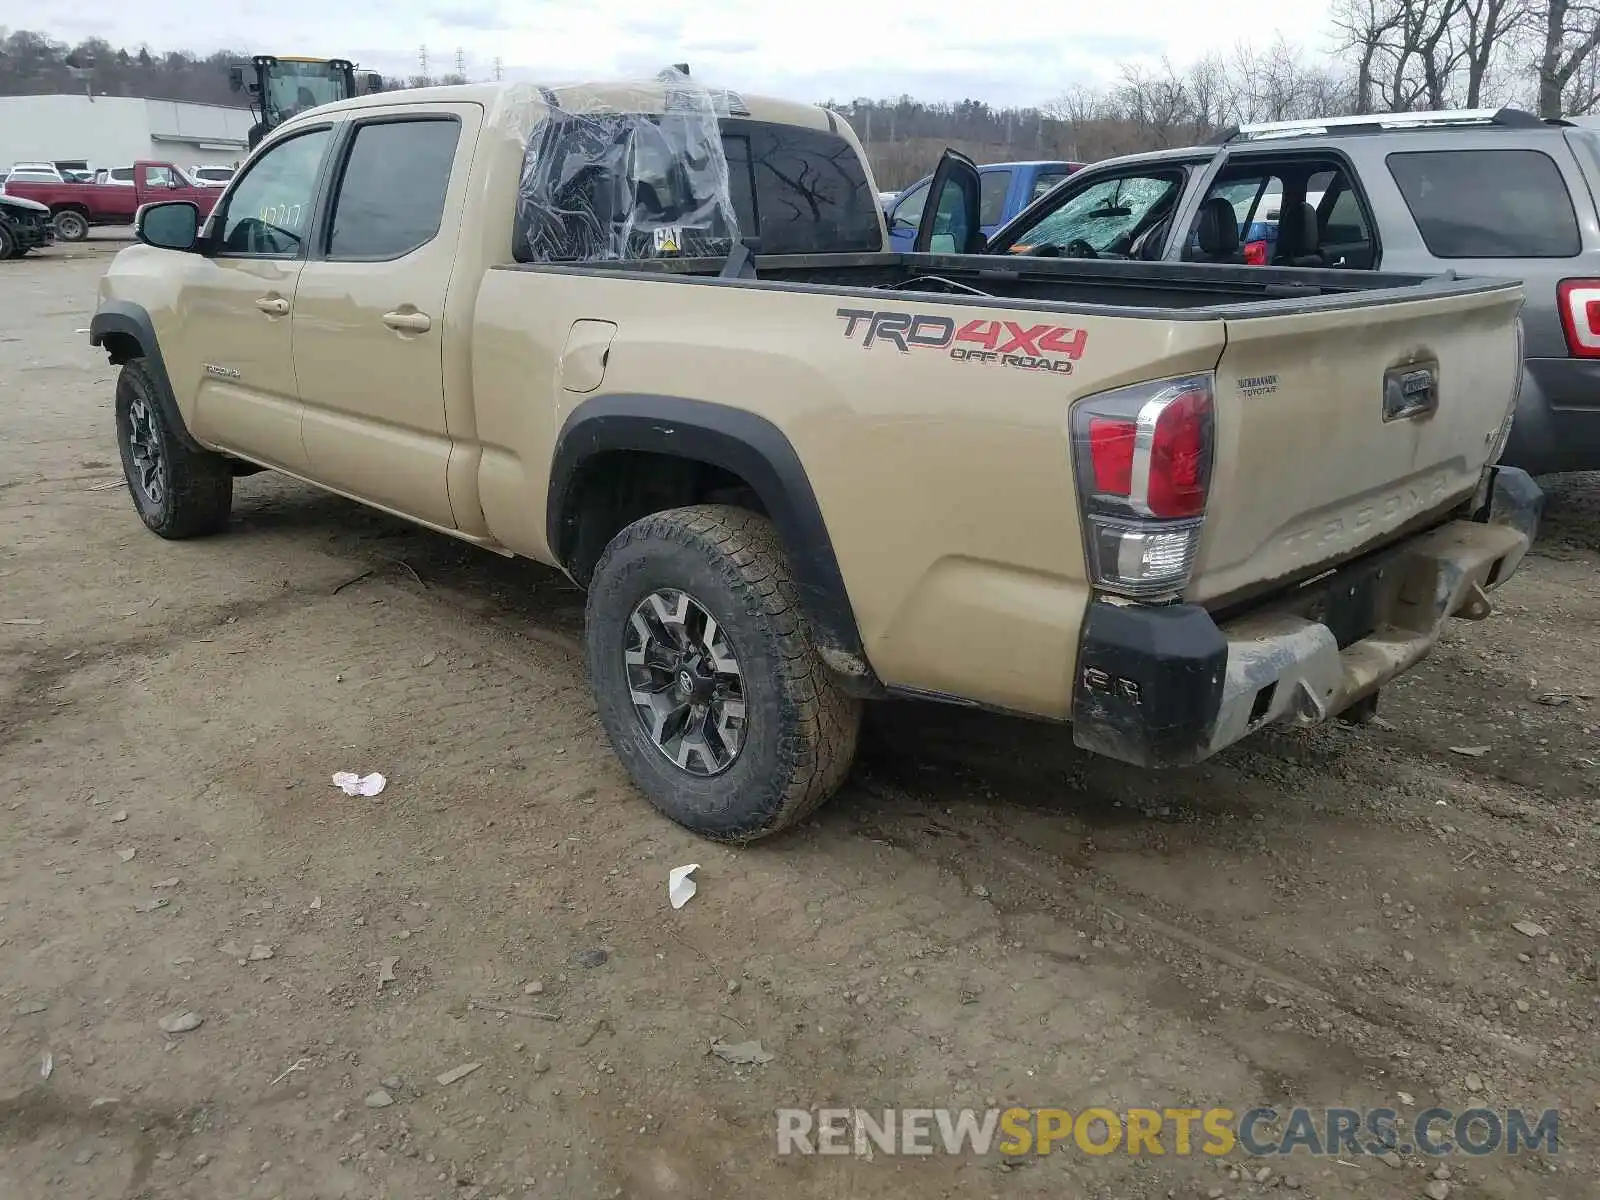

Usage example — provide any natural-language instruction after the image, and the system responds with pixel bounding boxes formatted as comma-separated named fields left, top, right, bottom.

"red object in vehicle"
left=2, top=161, right=221, bottom=241
left=1243, top=239, right=1268, bottom=266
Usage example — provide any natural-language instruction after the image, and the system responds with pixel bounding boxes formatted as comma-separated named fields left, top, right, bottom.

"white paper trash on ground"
left=668, top=863, right=701, bottom=910
left=332, top=771, right=386, bottom=797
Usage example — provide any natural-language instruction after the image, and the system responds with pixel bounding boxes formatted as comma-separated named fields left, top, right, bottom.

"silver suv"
left=984, top=108, right=1600, bottom=476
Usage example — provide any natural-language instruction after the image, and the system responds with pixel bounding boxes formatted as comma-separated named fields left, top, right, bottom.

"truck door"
left=912, top=150, right=983, bottom=254
left=292, top=103, right=481, bottom=529
left=168, top=126, right=336, bottom=473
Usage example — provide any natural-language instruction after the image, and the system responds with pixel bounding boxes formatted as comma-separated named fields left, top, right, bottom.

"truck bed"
left=485, top=248, right=1523, bottom=622
left=499, top=250, right=1503, bottom=316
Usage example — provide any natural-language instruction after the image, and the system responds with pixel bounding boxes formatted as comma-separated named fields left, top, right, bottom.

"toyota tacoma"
left=90, top=74, right=1542, bottom=841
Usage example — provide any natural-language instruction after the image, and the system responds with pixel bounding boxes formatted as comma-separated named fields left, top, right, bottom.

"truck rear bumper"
left=1071, top=467, right=1542, bottom=768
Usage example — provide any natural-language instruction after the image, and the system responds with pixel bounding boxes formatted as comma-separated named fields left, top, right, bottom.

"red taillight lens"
left=1088, top=415, right=1136, bottom=495
left=1556, top=278, right=1600, bottom=358
left=1069, top=374, right=1215, bottom=599
left=1243, top=240, right=1267, bottom=266
left=1146, top=386, right=1212, bottom=518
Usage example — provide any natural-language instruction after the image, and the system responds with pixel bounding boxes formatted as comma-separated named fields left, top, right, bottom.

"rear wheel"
left=0, top=224, right=15, bottom=260
left=585, top=504, right=861, bottom=842
left=53, top=210, right=88, bottom=242
left=114, top=359, right=233, bottom=538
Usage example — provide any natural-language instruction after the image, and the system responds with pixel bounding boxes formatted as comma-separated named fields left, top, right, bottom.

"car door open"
left=913, top=149, right=983, bottom=255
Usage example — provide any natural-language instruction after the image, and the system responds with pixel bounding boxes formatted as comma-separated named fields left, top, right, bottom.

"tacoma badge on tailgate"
left=1383, top=361, right=1439, bottom=422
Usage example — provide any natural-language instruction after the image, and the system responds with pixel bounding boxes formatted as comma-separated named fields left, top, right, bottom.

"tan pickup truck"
left=91, top=74, right=1542, bottom=842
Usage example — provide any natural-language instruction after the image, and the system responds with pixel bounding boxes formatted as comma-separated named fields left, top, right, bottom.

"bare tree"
left=1335, top=0, right=1529, bottom=113
left=1537, top=0, right=1600, bottom=115
left=1113, top=59, right=1194, bottom=148
left=1455, top=0, right=1528, bottom=106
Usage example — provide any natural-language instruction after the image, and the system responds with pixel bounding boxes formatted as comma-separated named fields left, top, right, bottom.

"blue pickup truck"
left=884, top=159, right=1083, bottom=252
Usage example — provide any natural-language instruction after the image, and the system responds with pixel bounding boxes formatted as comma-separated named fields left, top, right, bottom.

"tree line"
left=5, top=1, right=1600, bottom=189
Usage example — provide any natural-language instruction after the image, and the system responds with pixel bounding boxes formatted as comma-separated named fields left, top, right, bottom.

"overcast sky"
left=40, top=0, right=1338, bottom=107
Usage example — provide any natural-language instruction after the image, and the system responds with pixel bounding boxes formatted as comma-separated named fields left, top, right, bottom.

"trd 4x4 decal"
left=836, top=307, right=1086, bottom=375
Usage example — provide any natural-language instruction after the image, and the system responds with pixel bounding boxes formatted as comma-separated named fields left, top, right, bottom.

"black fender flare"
left=548, top=394, right=874, bottom=682
left=89, top=301, right=204, bottom=452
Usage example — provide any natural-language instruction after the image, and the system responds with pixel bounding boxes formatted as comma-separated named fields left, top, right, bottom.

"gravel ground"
left=2, top=245, right=1597, bottom=1200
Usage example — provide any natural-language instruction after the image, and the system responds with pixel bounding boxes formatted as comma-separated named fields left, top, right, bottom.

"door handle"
left=254, top=296, right=290, bottom=316
left=382, top=310, right=432, bottom=333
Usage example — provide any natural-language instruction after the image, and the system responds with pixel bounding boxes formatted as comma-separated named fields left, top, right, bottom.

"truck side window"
left=1032, top=170, right=1071, bottom=201
left=327, top=118, right=461, bottom=260
left=216, top=128, right=332, bottom=257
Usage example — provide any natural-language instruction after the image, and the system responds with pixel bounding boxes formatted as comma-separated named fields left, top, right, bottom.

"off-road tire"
left=114, top=358, right=233, bottom=538
left=585, top=504, right=862, bottom=842
left=53, top=209, right=89, bottom=242
left=0, top=224, right=15, bottom=260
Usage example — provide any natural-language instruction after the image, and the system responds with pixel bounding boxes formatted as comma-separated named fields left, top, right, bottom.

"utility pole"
left=455, top=47, right=466, bottom=79
left=418, top=44, right=430, bottom=81
left=492, top=56, right=504, bottom=82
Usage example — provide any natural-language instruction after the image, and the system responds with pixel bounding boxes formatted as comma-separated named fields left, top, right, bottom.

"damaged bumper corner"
left=1072, top=467, right=1542, bottom=768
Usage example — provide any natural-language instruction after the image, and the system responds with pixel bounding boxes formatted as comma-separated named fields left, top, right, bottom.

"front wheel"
left=53, top=210, right=89, bottom=242
left=585, top=504, right=862, bottom=843
left=0, top=224, right=15, bottom=260
left=114, top=359, right=234, bottom=538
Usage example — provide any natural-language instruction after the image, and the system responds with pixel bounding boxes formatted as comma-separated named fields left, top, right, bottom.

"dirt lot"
left=2, top=242, right=1598, bottom=1200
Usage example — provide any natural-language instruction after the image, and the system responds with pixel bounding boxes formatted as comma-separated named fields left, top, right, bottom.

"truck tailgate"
left=1191, top=282, right=1524, bottom=605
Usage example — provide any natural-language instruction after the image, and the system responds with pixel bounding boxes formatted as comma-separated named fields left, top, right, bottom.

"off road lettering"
left=837, top=307, right=1086, bottom=373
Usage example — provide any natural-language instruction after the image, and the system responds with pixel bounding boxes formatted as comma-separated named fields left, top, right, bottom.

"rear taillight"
left=1556, top=278, right=1600, bottom=358
left=1070, top=374, right=1215, bottom=599
left=1243, top=240, right=1268, bottom=266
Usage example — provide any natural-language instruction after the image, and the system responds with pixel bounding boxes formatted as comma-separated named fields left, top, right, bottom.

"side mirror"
left=136, top=201, right=199, bottom=251
left=168, top=177, right=181, bottom=189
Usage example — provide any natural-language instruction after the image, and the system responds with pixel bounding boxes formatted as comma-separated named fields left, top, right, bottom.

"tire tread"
left=117, top=358, right=233, bottom=539
left=585, top=503, right=860, bottom=842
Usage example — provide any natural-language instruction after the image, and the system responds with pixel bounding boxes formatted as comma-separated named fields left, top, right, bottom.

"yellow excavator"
left=230, top=55, right=385, bottom=150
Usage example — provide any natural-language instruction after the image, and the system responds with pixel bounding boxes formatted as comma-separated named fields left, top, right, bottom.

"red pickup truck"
left=3, top=161, right=220, bottom=242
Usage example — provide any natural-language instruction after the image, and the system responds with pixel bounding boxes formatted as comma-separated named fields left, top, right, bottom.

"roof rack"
left=1209, top=107, right=1550, bottom=145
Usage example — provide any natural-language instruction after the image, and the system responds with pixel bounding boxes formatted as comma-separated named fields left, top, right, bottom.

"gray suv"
left=983, top=108, right=1600, bottom=476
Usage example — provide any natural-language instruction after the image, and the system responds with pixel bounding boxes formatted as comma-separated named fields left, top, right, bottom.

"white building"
left=0, top=94, right=252, bottom=173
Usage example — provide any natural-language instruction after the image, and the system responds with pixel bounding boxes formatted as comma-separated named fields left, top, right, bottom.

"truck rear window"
left=718, top=119, right=880, bottom=255
left=513, top=114, right=879, bottom=262
left=1386, top=149, right=1580, bottom=258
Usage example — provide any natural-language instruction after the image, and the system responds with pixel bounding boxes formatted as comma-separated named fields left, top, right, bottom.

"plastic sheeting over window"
left=514, top=68, right=743, bottom=263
